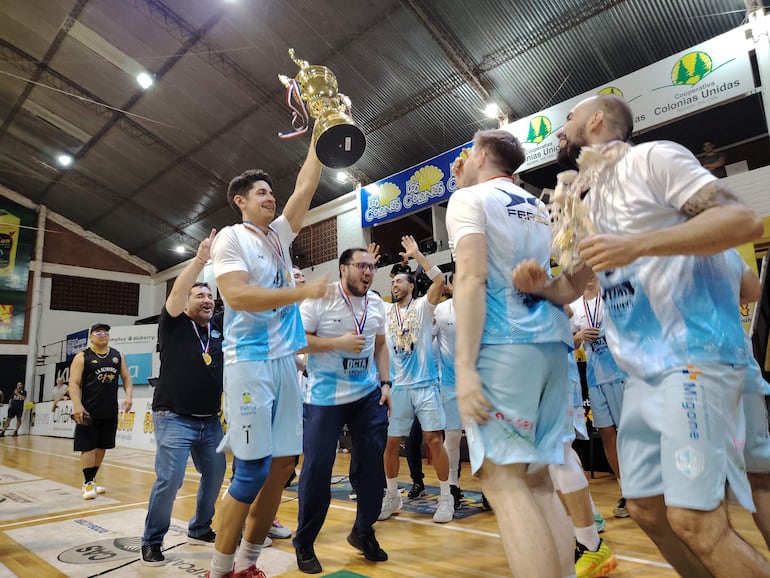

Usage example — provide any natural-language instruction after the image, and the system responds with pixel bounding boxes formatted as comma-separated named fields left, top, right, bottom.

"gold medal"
left=202, top=352, right=212, bottom=366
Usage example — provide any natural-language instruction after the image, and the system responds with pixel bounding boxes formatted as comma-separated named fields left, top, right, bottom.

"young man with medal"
left=69, top=324, right=133, bottom=500
left=292, top=247, right=390, bottom=574
left=208, top=141, right=328, bottom=578
left=379, top=235, right=452, bottom=524
left=141, top=230, right=227, bottom=566
left=514, top=94, right=769, bottom=576
left=569, top=274, right=628, bottom=521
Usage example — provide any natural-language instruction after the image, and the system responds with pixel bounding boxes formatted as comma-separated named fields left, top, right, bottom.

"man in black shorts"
left=0, top=382, right=26, bottom=436
left=69, top=323, right=133, bottom=499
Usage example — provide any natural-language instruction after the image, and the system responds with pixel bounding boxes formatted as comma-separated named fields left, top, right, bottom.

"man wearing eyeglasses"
left=292, top=247, right=390, bottom=573
left=69, top=323, right=133, bottom=500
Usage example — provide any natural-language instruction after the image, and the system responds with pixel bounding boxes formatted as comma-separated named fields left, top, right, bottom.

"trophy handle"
left=288, top=48, right=310, bottom=70
left=338, top=93, right=352, bottom=115
left=278, top=74, right=292, bottom=88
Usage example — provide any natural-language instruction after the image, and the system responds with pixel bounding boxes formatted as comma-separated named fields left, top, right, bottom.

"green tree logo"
left=598, top=86, right=623, bottom=96
left=525, top=116, right=552, bottom=144
left=671, top=51, right=713, bottom=85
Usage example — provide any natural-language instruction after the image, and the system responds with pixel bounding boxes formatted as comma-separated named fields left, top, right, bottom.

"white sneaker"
left=268, top=517, right=292, bottom=539
left=262, top=536, right=272, bottom=548
left=82, top=481, right=97, bottom=500
left=95, top=485, right=106, bottom=494
left=433, top=495, right=454, bottom=523
left=378, top=490, right=402, bottom=521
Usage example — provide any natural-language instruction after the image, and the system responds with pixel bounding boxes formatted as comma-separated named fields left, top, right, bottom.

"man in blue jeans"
left=141, top=230, right=226, bottom=566
left=293, top=247, right=391, bottom=574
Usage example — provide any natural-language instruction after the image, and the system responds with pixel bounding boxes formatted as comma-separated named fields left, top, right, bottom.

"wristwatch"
left=380, top=380, right=392, bottom=387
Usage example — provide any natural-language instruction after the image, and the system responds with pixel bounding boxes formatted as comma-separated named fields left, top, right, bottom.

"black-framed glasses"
left=347, top=262, right=376, bottom=272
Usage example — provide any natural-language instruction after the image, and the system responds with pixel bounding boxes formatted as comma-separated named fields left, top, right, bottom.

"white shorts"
left=388, top=383, right=446, bottom=436
left=589, top=379, right=625, bottom=429
left=741, top=392, right=770, bottom=473
left=618, top=363, right=753, bottom=511
left=218, top=355, right=303, bottom=460
left=467, top=342, right=569, bottom=474
left=440, top=385, right=462, bottom=431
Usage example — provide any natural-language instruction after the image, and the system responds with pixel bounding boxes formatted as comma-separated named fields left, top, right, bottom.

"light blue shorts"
left=618, top=363, right=753, bottom=511
left=589, top=379, right=625, bottom=429
left=440, top=385, right=462, bottom=431
left=741, top=392, right=770, bottom=473
left=218, top=355, right=303, bottom=460
left=466, top=342, right=569, bottom=474
left=388, top=382, right=446, bottom=436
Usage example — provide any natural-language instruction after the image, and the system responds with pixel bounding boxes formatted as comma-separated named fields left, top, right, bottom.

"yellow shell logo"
left=242, top=392, right=252, bottom=403
left=409, top=165, right=444, bottom=191
left=525, top=116, right=552, bottom=144
left=598, top=86, right=623, bottom=96
left=671, top=51, right=712, bottom=85
left=378, top=182, right=401, bottom=207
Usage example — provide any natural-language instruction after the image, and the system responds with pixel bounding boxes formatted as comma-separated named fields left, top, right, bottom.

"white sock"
left=234, top=539, right=262, bottom=572
left=209, top=551, right=235, bottom=578
left=439, top=480, right=451, bottom=496
left=444, top=429, right=462, bottom=486
left=386, top=477, right=399, bottom=494
left=575, top=525, right=600, bottom=551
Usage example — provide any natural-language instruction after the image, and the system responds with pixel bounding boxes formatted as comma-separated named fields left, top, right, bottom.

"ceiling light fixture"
left=57, top=154, right=73, bottom=167
left=136, top=72, right=154, bottom=89
left=484, top=103, right=501, bottom=118
left=175, top=245, right=186, bottom=254
left=335, top=171, right=348, bottom=182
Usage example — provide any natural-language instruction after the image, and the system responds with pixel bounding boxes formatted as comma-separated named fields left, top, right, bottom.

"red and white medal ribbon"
left=339, top=283, right=368, bottom=335
left=582, top=294, right=601, bottom=328
left=191, top=320, right=212, bottom=365
left=278, top=79, right=309, bottom=139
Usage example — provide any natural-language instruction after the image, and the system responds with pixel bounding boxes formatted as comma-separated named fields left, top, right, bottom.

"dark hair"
left=226, top=169, right=273, bottom=214
left=474, top=129, right=526, bottom=175
left=393, top=271, right=415, bottom=285
left=595, top=95, right=634, bottom=142
left=390, top=263, right=411, bottom=277
left=189, top=281, right=211, bottom=295
left=338, top=247, right=368, bottom=278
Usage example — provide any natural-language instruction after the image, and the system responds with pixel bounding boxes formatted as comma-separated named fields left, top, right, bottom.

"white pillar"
left=747, top=4, right=770, bottom=134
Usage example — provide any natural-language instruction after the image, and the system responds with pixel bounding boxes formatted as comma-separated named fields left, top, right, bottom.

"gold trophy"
left=279, top=49, right=365, bottom=169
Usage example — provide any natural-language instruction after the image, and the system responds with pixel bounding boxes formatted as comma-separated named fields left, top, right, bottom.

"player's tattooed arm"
left=680, top=181, right=744, bottom=218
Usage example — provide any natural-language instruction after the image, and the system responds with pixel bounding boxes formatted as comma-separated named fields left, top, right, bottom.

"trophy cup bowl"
left=279, top=49, right=366, bottom=169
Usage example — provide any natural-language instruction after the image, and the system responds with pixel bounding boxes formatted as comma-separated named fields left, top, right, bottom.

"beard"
left=343, top=274, right=368, bottom=297
left=556, top=126, right=587, bottom=170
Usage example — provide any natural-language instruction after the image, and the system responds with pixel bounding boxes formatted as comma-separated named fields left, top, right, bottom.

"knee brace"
left=549, top=447, right=588, bottom=495
left=228, top=456, right=272, bottom=504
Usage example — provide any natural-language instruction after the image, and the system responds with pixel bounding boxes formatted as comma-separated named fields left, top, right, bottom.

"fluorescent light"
left=57, top=154, right=73, bottom=167
left=136, top=72, right=154, bottom=89
left=336, top=171, right=348, bottom=182
left=484, top=103, right=500, bottom=118
left=175, top=245, right=186, bottom=254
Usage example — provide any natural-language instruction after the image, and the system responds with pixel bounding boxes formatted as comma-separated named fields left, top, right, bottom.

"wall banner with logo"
left=0, top=199, right=37, bottom=341
left=358, top=25, right=753, bottom=226
left=65, top=329, right=88, bottom=361
left=360, top=141, right=471, bottom=227
left=504, top=24, right=753, bottom=172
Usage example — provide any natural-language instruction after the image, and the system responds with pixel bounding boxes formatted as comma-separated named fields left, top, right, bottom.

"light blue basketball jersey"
left=300, top=284, right=386, bottom=405
left=570, top=296, right=627, bottom=388
left=212, top=216, right=306, bottom=363
left=585, top=142, right=748, bottom=380
left=446, top=178, right=573, bottom=348
left=385, top=296, right=439, bottom=388
left=434, top=299, right=456, bottom=388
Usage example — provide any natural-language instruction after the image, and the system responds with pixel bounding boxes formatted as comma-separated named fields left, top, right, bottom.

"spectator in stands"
left=701, top=140, right=727, bottom=178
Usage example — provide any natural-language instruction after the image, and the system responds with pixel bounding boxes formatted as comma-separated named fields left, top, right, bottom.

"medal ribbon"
left=278, top=79, right=309, bottom=139
left=394, top=299, right=413, bottom=334
left=242, top=220, right=291, bottom=281
left=191, top=320, right=211, bottom=357
left=582, top=295, right=601, bottom=328
left=339, top=283, right=369, bottom=335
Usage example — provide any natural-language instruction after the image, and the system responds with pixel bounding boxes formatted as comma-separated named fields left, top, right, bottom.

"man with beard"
left=208, top=140, right=329, bottom=578
left=141, top=231, right=227, bottom=566
left=379, top=236, right=451, bottom=524
left=447, top=129, right=583, bottom=578
left=513, top=94, right=769, bottom=577
left=292, top=247, right=391, bottom=573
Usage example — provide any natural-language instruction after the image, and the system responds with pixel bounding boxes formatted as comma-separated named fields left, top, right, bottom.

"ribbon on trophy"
left=278, top=78, right=309, bottom=140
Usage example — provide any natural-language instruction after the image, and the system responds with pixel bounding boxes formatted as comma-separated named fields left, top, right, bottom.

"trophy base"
left=315, top=124, right=366, bottom=169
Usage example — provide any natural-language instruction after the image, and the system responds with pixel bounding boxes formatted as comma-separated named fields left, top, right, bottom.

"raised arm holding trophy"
left=279, top=49, right=366, bottom=169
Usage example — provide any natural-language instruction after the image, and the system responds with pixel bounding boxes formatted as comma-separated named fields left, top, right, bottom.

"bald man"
left=514, top=94, right=768, bottom=577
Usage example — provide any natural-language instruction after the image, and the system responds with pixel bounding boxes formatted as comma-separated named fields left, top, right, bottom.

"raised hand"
left=196, top=229, right=217, bottom=265
left=302, top=274, right=330, bottom=299
left=399, top=235, right=420, bottom=261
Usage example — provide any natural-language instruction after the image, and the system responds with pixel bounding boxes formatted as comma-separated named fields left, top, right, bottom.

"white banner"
left=505, top=25, right=754, bottom=172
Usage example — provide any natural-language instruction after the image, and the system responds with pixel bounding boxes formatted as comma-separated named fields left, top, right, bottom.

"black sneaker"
left=347, top=530, right=388, bottom=562
left=140, top=544, right=165, bottom=566
left=295, top=545, right=322, bottom=574
left=613, top=497, right=630, bottom=518
left=407, top=480, right=425, bottom=500
left=187, top=529, right=216, bottom=544
left=450, top=485, right=464, bottom=510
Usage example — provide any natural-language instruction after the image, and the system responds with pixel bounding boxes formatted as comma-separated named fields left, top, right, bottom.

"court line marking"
left=2, top=443, right=674, bottom=570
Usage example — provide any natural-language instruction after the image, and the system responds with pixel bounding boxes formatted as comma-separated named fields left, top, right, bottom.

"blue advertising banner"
left=360, top=141, right=471, bottom=228
left=66, top=329, right=89, bottom=361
